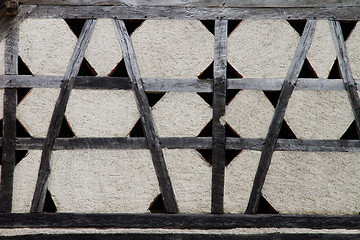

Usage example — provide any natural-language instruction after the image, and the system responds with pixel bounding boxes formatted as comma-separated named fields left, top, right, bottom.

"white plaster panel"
left=347, top=22, right=360, bottom=79
left=19, top=19, right=77, bottom=75
left=0, top=39, right=4, bottom=74
left=307, top=20, right=337, bottom=78
left=263, top=151, right=360, bottom=215
left=225, top=90, right=274, bottom=138
left=12, top=151, right=41, bottom=213
left=131, top=20, right=213, bottom=78
left=49, top=150, right=159, bottom=213
left=17, top=89, right=60, bottom=137
left=66, top=90, right=139, bottom=137
left=152, top=92, right=212, bottom=137
left=164, top=149, right=211, bottom=213
left=224, top=150, right=260, bottom=213
left=284, top=91, right=354, bottom=139
left=85, top=19, right=122, bottom=76
left=228, top=20, right=299, bottom=78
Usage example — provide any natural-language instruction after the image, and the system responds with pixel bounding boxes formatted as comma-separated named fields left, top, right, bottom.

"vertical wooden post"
left=0, top=27, right=18, bottom=213
left=211, top=18, right=227, bottom=214
left=113, top=19, right=178, bottom=213
left=245, top=20, right=317, bottom=214
left=31, top=19, right=96, bottom=213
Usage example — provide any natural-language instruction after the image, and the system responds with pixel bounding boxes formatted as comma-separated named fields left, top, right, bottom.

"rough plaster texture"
left=225, top=90, right=274, bottom=138
left=346, top=22, right=360, bottom=79
left=19, top=19, right=77, bottom=75
left=12, top=151, right=40, bottom=213
left=131, top=20, right=213, bottom=79
left=85, top=19, right=122, bottom=76
left=17, top=88, right=60, bottom=137
left=307, top=20, right=336, bottom=78
left=66, top=89, right=139, bottom=137
left=49, top=150, right=159, bottom=213
left=284, top=91, right=354, bottom=139
left=224, top=150, right=260, bottom=213
left=263, top=151, right=360, bottom=215
left=152, top=92, right=212, bottom=137
left=0, top=39, right=4, bottom=75
left=228, top=20, right=299, bottom=78
left=163, top=149, right=211, bottom=213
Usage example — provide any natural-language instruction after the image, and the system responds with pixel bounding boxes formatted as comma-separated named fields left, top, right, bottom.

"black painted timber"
left=245, top=20, right=317, bottom=214
left=30, top=19, right=96, bottom=213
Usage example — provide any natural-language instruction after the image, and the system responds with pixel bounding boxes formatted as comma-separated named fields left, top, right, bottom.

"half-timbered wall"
left=2, top=1, right=360, bottom=239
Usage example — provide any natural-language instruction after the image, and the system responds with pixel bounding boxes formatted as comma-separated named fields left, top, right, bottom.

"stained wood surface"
left=1, top=213, right=360, bottom=229
left=29, top=5, right=360, bottom=20
left=113, top=19, right=178, bottom=213
left=211, top=19, right=227, bottom=214
left=2, top=233, right=360, bottom=240
left=245, top=20, right=317, bottom=214
left=330, top=21, right=360, bottom=134
left=0, top=28, right=18, bottom=213
left=0, top=5, right=36, bottom=42
left=30, top=19, right=96, bottom=213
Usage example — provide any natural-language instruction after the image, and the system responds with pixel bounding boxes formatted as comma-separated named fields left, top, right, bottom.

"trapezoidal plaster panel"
left=306, top=20, right=337, bottom=78
left=224, top=150, right=260, bottom=213
left=228, top=20, right=299, bottom=78
left=17, top=89, right=60, bottom=137
left=164, top=149, right=211, bottom=213
left=284, top=91, right=354, bottom=139
left=151, top=92, right=212, bottom=137
left=263, top=151, right=360, bottom=215
left=346, top=22, right=360, bottom=79
left=225, top=90, right=274, bottom=138
left=12, top=151, right=41, bottom=213
left=84, top=19, right=123, bottom=76
left=49, top=149, right=159, bottom=213
left=19, top=19, right=77, bottom=76
left=131, top=20, right=214, bottom=79
left=66, top=89, right=139, bottom=137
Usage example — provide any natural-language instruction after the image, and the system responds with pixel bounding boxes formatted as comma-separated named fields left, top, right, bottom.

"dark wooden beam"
left=30, top=19, right=96, bottom=213
left=1, top=213, right=360, bottom=229
left=2, top=233, right=360, bottom=240
left=28, top=5, right=360, bottom=20
left=245, top=20, right=317, bottom=214
left=330, top=21, right=360, bottom=135
left=0, top=5, right=36, bottom=42
left=0, top=27, right=18, bottom=213
left=211, top=18, right=227, bottom=214
left=113, top=19, right=178, bottom=213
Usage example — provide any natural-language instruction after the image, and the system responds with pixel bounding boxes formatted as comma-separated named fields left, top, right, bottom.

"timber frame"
left=1, top=0, right=360, bottom=239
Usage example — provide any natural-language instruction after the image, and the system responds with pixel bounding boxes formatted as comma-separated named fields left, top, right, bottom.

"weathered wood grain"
left=29, top=5, right=360, bottom=20
left=330, top=21, right=360, bottom=135
left=113, top=19, right=178, bottom=213
left=1, top=213, right=360, bottom=229
left=30, top=19, right=96, bottom=213
left=0, top=5, right=36, bottom=42
left=211, top=18, right=227, bottom=214
left=245, top=20, right=317, bottom=214
left=2, top=233, right=360, bottom=240
left=0, top=28, right=18, bottom=213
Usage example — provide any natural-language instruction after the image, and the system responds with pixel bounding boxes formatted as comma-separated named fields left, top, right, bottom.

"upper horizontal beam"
left=1, top=213, right=360, bottom=229
left=28, top=5, right=360, bottom=20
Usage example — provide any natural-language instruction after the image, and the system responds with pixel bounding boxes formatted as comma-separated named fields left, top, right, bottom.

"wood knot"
left=5, top=1, right=19, bottom=16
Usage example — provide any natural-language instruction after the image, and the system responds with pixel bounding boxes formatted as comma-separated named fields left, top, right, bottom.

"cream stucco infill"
left=0, top=39, right=4, bottom=75
left=228, top=20, right=299, bottom=78
left=346, top=21, right=360, bottom=79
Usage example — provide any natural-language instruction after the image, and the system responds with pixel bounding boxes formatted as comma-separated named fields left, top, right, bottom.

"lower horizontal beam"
left=0, top=75, right=356, bottom=91
left=1, top=213, right=360, bottom=229
left=11, top=137, right=360, bottom=152
left=2, top=233, right=360, bottom=240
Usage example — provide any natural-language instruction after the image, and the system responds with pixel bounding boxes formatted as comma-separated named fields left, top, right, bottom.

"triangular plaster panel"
left=346, top=22, right=360, bottom=79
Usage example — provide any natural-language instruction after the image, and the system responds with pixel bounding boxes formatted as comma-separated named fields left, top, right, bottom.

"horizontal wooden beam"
left=8, top=137, right=360, bottom=152
left=0, top=75, right=355, bottom=91
left=2, top=233, right=360, bottom=240
left=1, top=213, right=360, bottom=229
left=28, top=5, right=360, bottom=20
